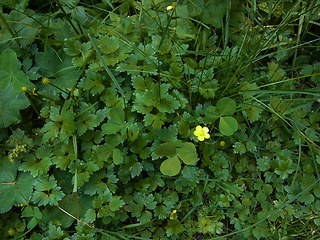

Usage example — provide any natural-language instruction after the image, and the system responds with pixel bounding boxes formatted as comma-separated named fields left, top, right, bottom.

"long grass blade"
left=88, top=34, right=125, bottom=98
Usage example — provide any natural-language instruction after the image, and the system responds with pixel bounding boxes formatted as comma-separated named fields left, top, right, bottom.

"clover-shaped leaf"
left=214, top=97, right=239, bottom=136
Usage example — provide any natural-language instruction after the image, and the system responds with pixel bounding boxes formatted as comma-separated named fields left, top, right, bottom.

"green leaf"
left=84, top=209, right=96, bottom=223
left=0, top=49, right=32, bottom=91
left=160, top=156, right=181, bottom=176
left=20, top=153, right=52, bottom=177
left=100, top=36, right=120, bottom=54
left=219, top=116, right=238, bottom=136
left=78, top=70, right=105, bottom=96
left=113, top=148, right=124, bottom=165
left=165, top=219, right=185, bottom=236
left=32, top=176, right=65, bottom=206
left=34, top=207, right=42, bottom=220
left=204, top=106, right=219, bottom=123
left=216, top=97, right=236, bottom=116
left=94, top=144, right=113, bottom=163
left=108, top=196, right=125, bottom=212
left=176, top=142, right=198, bottom=165
left=0, top=84, right=30, bottom=128
left=131, top=162, right=143, bottom=178
left=154, top=205, right=171, bottom=220
left=47, top=223, right=64, bottom=238
left=0, top=157, right=35, bottom=213
left=27, top=217, right=37, bottom=230
left=101, top=122, right=123, bottom=134
left=63, top=39, right=82, bottom=56
left=109, top=106, right=125, bottom=124
left=22, top=206, right=34, bottom=218
left=155, top=142, right=177, bottom=156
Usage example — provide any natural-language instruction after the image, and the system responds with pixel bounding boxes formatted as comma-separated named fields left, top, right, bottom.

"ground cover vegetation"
left=0, top=0, right=320, bottom=239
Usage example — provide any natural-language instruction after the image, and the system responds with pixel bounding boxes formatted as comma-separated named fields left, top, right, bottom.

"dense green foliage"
left=0, top=0, right=320, bottom=239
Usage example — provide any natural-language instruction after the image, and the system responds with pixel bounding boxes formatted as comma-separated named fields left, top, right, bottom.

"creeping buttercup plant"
left=1, top=0, right=320, bottom=239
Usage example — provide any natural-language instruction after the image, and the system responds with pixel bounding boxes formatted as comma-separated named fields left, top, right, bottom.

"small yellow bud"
left=169, top=209, right=177, bottom=219
left=220, top=141, right=225, bottom=147
left=32, top=88, right=38, bottom=96
left=42, top=77, right=50, bottom=84
left=8, top=228, right=15, bottom=236
left=21, top=86, right=27, bottom=92
left=166, top=5, right=174, bottom=10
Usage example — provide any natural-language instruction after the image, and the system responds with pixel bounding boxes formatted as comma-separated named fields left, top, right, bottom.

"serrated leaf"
left=0, top=84, right=30, bottom=128
left=32, top=176, right=65, bottom=206
left=109, top=196, right=125, bottom=212
left=20, top=153, right=51, bottom=177
left=160, top=156, right=181, bottom=176
left=84, top=209, right=96, bottom=223
left=131, top=162, right=142, bottom=178
left=176, top=142, right=198, bottom=165
left=216, top=97, right=236, bottom=116
left=155, top=142, right=177, bottom=156
left=219, top=116, right=238, bottom=136
left=165, top=219, right=185, bottom=236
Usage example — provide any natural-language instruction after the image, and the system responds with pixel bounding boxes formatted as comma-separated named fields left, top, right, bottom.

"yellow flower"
left=220, top=141, right=225, bottom=147
left=21, top=86, right=27, bottom=92
left=194, top=125, right=210, bottom=141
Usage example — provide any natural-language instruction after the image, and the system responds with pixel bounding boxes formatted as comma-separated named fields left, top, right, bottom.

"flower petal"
left=198, top=136, right=205, bottom=141
left=196, top=126, right=202, bottom=131
left=203, top=127, right=209, bottom=133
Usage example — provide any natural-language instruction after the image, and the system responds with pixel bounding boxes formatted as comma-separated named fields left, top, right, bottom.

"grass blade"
left=88, top=34, right=125, bottom=98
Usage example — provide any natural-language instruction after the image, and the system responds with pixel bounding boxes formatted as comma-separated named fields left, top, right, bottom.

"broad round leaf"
left=219, top=116, right=238, bottom=136
left=216, top=97, right=236, bottom=116
left=176, top=142, right=198, bottom=165
left=155, top=142, right=177, bottom=156
left=160, top=156, right=181, bottom=176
